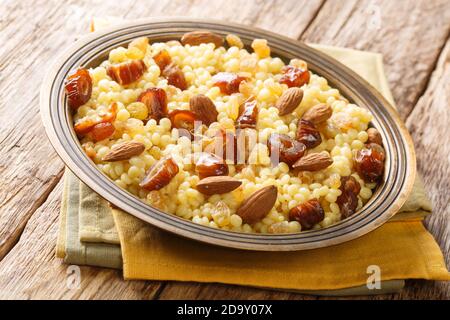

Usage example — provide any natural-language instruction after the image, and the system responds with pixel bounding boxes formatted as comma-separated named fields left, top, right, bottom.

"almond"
left=275, top=87, right=303, bottom=116
left=181, top=31, right=224, bottom=48
left=293, top=152, right=333, bottom=171
left=102, top=141, right=145, bottom=161
left=196, top=176, right=242, bottom=195
left=302, top=103, right=332, bottom=124
left=367, top=127, right=383, bottom=145
left=190, top=94, right=218, bottom=125
left=236, top=185, right=277, bottom=224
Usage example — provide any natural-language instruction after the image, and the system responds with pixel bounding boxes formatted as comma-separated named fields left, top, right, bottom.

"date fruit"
left=162, top=63, right=188, bottom=90
left=289, top=199, right=325, bottom=230
left=90, top=122, right=115, bottom=142
left=74, top=102, right=118, bottom=137
left=195, top=152, right=229, bottom=179
left=107, top=59, right=147, bottom=85
left=236, top=100, right=258, bottom=129
left=268, top=133, right=306, bottom=167
left=296, top=119, right=322, bottom=148
left=336, top=176, right=361, bottom=218
left=137, top=88, right=168, bottom=122
left=354, top=143, right=385, bottom=183
left=65, top=68, right=92, bottom=110
left=140, top=157, right=179, bottom=191
left=279, top=65, right=310, bottom=88
left=168, top=110, right=197, bottom=134
left=212, top=72, right=247, bottom=95
left=153, top=49, right=172, bottom=71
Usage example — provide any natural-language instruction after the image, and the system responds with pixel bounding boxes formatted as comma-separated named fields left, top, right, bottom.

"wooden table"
left=0, top=0, right=449, bottom=299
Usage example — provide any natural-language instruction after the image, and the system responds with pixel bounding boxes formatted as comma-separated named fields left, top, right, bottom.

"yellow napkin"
left=113, top=208, right=449, bottom=291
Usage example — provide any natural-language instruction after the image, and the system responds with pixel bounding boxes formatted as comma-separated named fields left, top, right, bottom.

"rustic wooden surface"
left=0, top=0, right=449, bottom=299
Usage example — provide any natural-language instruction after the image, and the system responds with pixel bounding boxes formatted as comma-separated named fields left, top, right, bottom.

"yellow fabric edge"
left=55, top=170, right=69, bottom=259
left=112, top=208, right=449, bottom=290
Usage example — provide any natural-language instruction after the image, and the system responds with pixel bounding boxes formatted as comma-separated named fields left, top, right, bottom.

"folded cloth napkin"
left=56, top=43, right=450, bottom=296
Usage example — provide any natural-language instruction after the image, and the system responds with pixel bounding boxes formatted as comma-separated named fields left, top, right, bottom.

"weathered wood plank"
left=0, top=179, right=163, bottom=299
left=399, top=38, right=450, bottom=300
left=301, top=0, right=450, bottom=120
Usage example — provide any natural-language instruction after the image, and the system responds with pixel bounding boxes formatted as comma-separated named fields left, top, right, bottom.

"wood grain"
left=0, top=0, right=448, bottom=299
left=401, top=39, right=450, bottom=299
left=301, top=0, right=450, bottom=120
left=0, top=180, right=163, bottom=299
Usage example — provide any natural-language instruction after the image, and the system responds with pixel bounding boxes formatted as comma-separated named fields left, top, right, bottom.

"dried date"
left=279, top=65, right=310, bottom=88
left=289, top=199, right=325, bottom=230
left=296, top=119, right=322, bottom=148
left=140, top=157, right=179, bottom=191
left=65, top=68, right=92, bottom=110
left=267, top=133, right=306, bottom=167
left=354, top=143, right=385, bottom=183
left=336, top=176, right=361, bottom=218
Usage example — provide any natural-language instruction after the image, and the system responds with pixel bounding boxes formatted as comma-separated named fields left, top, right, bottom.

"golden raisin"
left=168, top=110, right=197, bottom=139
left=90, top=122, right=115, bottom=142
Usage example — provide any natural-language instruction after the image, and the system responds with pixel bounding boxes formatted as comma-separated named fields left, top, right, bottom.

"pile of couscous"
left=65, top=31, right=385, bottom=234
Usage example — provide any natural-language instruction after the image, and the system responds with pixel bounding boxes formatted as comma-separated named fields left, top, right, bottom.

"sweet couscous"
left=64, top=31, right=385, bottom=234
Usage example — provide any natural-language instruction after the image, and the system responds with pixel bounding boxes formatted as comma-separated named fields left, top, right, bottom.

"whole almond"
left=236, top=185, right=277, bottom=224
left=302, top=103, right=332, bottom=124
left=181, top=31, right=224, bottom=48
left=196, top=176, right=242, bottom=195
left=102, top=141, right=145, bottom=162
left=275, top=88, right=303, bottom=116
left=293, top=152, right=333, bottom=171
left=367, top=128, right=383, bottom=145
left=190, top=94, right=218, bottom=125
